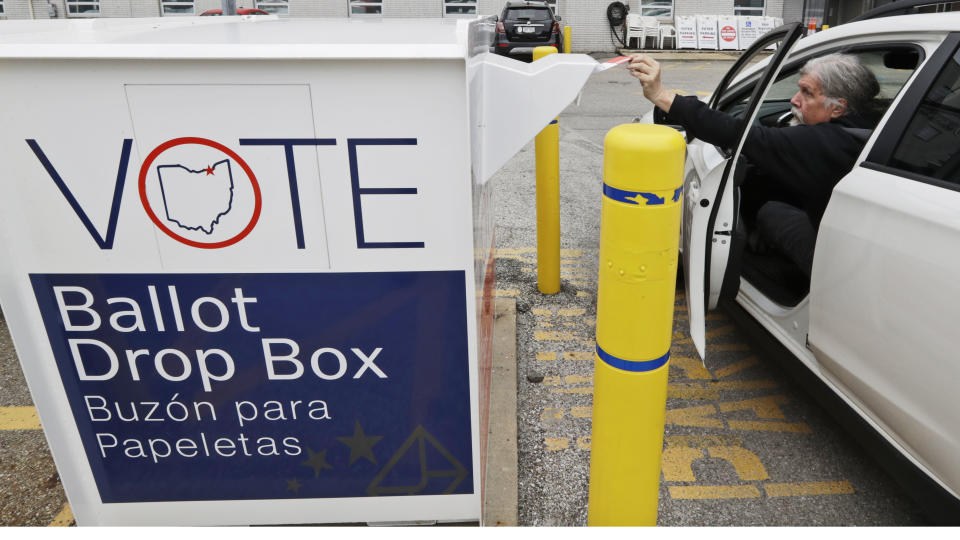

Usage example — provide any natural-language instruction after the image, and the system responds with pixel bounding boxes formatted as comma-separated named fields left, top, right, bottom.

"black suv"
left=493, top=1, right=563, bottom=57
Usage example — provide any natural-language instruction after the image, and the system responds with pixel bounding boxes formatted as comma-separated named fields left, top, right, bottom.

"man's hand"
left=627, top=54, right=676, bottom=113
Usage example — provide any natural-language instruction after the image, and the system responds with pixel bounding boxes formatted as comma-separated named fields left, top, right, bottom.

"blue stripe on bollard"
left=596, top=345, right=670, bottom=372
left=673, top=186, right=683, bottom=202
left=549, top=119, right=559, bottom=125
left=602, top=184, right=665, bottom=206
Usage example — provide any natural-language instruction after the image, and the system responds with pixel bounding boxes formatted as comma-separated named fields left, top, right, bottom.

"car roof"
left=504, top=1, right=551, bottom=8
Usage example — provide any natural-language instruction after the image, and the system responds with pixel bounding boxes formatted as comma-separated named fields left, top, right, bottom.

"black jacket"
left=667, top=95, right=873, bottom=227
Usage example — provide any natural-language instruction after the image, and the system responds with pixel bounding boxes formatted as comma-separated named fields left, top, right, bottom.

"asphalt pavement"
left=489, top=53, right=927, bottom=526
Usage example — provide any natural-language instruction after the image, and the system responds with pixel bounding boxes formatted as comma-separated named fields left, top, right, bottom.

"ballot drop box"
left=0, top=16, right=596, bottom=525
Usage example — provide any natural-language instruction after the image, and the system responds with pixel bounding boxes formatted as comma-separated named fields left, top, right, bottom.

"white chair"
left=639, top=16, right=660, bottom=49
left=658, top=24, right=677, bottom=49
left=625, top=14, right=644, bottom=49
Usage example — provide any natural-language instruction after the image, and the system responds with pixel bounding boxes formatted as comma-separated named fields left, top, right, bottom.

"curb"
left=483, top=297, right=518, bottom=527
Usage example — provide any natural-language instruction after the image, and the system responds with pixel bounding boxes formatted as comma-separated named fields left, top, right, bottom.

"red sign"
left=720, top=25, right=737, bottom=42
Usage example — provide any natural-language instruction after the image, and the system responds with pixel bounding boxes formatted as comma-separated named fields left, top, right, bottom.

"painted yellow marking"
left=493, top=289, right=519, bottom=297
left=558, top=308, right=586, bottom=317
left=668, top=89, right=690, bottom=95
left=48, top=504, right=74, bottom=527
left=541, top=407, right=564, bottom=421
left=669, top=485, right=760, bottom=499
left=727, top=420, right=813, bottom=434
left=568, top=281, right=590, bottom=286
left=536, top=352, right=557, bottom=361
left=543, top=376, right=562, bottom=386
left=562, top=351, right=594, bottom=361
left=668, top=383, right=720, bottom=400
left=671, top=356, right=713, bottom=380
left=765, top=481, right=855, bottom=497
left=696, top=91, right=711, bottom=96
left=665, top=405, right=724, bottom=428
left=0, top=406, right=42, bottom=430
left=689, top=62, right=712, bottom=70
left=564, top=374, right=592, bottom=385
left=551, top=387, right=594, bottom=395
left=576, top=291, right=591, bottom=298
left=714, top=356, right=759, bottom=378
left=533, top=331, right=576, bottom=341
left=576, top=436, right=592, bottom=450
left=706, top=313, right=728, bottom=321
left=719, top=395, right=789, bottom=420
left=674, top=325, right=737, bottom=345
left=713, top=344, right=751, bottom=352
left=497, top=255, right=537, bottom=263
left=539, top=321, right=555, bottom=328
left=661, top=446, right=704, bottom=481
left=561, top=259, right=584, bottom=266
left=545, top=438, right=569, bottom=451
left=708, top=446, right=769, bottom=481
left=495, top=248, right=536, bottom=255
left=713, top=380, right=777, bottom=391
left=532, top=308, right=553, bottom=316
left=560, top=249, right=584, bottom=258
left=571, top=406, right=592, bottom=418
left=664, top=434, right=744, bottom=449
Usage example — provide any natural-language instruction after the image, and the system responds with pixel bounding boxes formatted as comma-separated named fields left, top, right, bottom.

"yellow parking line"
left=493, top=289, right=519, bottom=297
left=48, top=504, right=74, bottom=526
left=665, top=405, right=724, bottom=429
left=551, top=387, right=594, bottom=395
left=713, top=380, right=777, bottom=391
left=539, top=321, right=555, bottom=328
left=674, top=325, right=737, bottom=345
left=571, top=406, right=592, bottom=418
left=558, top=308, right=586, bottom=317
left=565, top=374, right=592, bottom=384
left=669, top=485, right=760, bottom=499
left=719, top=395, right=789, bottom=420
left=541, top=407, right=564, bottom=421
left=534, top=331, right=577, bottom=341
left=562, top=351, right=594, bottom=361
left=765, top=481, right=854, bottom=497
left=727, top=420, right=813, bottom=434
left=714, top=356, right=759, bottom=378
left=532, top=308, right=553, bottom=316
left=495, top=248, right=536, bottom=255
left=664, top=434, right=744, bottom=449
left=689, top=62, right=712, bottom=70
left=536, top=352, right=557, bottom=361
left=576, top=436, right=592, bottom=450
left=707, top=446, right=770, bottom=481
left=670, top=356, right=713, bottom=380
left=0, top=406, right=42, bottom=430
left=545, top=438, right=569, bottom=451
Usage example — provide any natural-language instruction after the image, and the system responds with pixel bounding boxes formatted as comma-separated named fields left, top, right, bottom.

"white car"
left=665, top=5, right=960, bottom=521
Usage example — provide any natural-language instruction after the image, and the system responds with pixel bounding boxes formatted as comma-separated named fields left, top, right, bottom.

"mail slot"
left=0, top=15, right=596, bottom=525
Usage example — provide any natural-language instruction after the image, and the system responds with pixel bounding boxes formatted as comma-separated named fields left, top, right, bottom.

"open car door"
left=682, top=23, right=804, bottom=361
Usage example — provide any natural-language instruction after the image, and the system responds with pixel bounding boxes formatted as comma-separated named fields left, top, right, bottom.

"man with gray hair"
left=627, top=53, right=880, bottom=280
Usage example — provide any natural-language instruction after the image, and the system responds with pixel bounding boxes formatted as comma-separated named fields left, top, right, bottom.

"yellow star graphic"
left=336, top=420, right=383, bottom=466
left=301, top=448, right=332, bottom=478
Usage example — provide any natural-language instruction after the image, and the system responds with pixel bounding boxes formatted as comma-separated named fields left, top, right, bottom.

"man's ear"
left=830, top=98, right=848, bottom=118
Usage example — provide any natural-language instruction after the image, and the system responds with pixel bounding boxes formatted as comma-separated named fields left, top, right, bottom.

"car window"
left=721, top=46, right=921, bottom=125
left=886, top=47, right=960, bottom=183
left=505, top=8, right=552, bottom=21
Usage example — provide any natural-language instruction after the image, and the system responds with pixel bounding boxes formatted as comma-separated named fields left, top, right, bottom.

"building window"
left=544, top=0, right=558, bottom=15
left=161, top=0, right=194, bottom=15
left=348, top=0, right=381, bottom=16
left=66, top=0, right=100, bottom=16
left=444, top=0, right=476, bottom=17
left=734, top=0, right=765, bottom=16
left=256, top=0, right=288, bottom=15
left=639, top=1, right=672, bottom=18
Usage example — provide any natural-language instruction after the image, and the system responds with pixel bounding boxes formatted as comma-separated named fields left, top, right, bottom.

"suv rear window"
left=505, top=8, right=552, bottom=21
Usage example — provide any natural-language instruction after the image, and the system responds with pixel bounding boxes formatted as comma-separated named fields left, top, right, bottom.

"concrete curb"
left=483, top=297, right=518, bottom=527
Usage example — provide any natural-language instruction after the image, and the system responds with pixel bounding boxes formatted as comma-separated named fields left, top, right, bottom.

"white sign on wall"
left=737, top=16, right=763, bottom=50
left=697, top=15, right=718, bottom=50
left=676, top=16, right=698, bottom=49
left=718, top=15, right=740, bottom=50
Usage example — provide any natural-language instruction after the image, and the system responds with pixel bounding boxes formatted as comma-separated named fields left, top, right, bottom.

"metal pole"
left=222, top=0, right=237, bottom=15
left=588, top=123, right=685, bottom=526
left=533, top=45, right=561, bottom=295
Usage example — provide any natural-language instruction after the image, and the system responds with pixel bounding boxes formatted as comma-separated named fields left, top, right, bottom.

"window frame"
left=864, top=32, right=960, bottom=192
left=639, top=0, right=673, bottom=19
left=66, top=0, right=101, bottom=17
left=348, top=0, right=382, bottom=17
left=160, top=0, right=195, bottom=16
left=0, top=0, right=5, bottom=16
left=734, top=0, right=765, bottom=17
left=443, top=0, right=477, bottom=18
left=256, top=0, right=288, bottom=15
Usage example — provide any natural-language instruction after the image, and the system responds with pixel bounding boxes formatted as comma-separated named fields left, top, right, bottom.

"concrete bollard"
left=587, top=123, right=686, bottom=526
left=564, top=26, right=572, bottom=54
left=533, top=45, right=561, bottom=294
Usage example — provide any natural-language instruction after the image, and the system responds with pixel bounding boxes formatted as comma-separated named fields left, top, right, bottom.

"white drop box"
left=0, top=16, right=596, bottom=526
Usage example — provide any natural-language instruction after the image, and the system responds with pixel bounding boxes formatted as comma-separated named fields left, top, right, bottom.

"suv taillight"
left=497, top=21, right=505, bottom=34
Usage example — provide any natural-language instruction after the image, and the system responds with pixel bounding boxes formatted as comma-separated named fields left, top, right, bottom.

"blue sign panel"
left=30, top=271, right=473, bottom=503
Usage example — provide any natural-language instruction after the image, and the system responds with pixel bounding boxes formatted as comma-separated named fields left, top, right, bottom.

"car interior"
left=716, top=46, right=923, bottom=307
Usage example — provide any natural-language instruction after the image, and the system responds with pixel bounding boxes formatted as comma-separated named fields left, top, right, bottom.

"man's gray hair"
left=800, top=53, right=880, bottom=116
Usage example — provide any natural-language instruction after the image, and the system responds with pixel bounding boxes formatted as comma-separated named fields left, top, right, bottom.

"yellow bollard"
left=587, top=124, right=686, bottom=526
left=563, top=25, right=572, bottom=54
left=533, top=45, right=561, bottom=294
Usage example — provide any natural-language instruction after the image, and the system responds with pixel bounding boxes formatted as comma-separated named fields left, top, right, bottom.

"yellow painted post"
left=587, top=124, right=686, bottom=526
left=533, top=45, right=561, bottom=294
left=563, top=25, right=572, bottom=54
